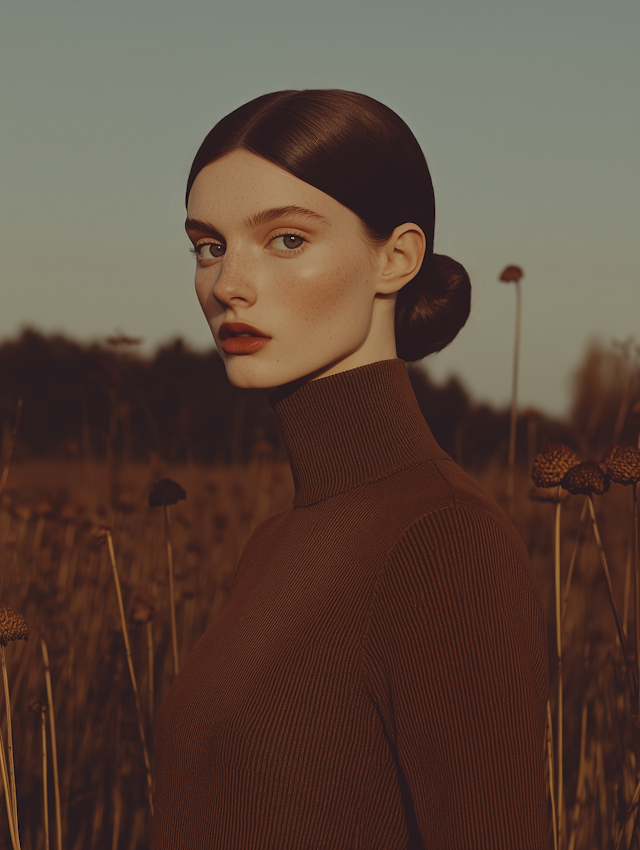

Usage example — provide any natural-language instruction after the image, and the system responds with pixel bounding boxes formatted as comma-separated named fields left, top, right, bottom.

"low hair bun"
left=395, top=253, right=471, bottom=362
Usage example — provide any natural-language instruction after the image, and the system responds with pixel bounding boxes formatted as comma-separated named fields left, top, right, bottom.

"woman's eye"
left=272, top=234, right=305, bottom=251
left=195, top=242, right=225, bottom=260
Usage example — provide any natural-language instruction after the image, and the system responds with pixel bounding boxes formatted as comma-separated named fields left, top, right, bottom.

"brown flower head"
left=91, top=524, right=112, bottom=543
left=629, top=400, right=640, bottom=423
left=149, top=478, right=186, bottom=507
left=562, top=460, right=610, bottom=496
left=532, top=443, right=581, bottom=488
left=12, top=505, right=33, bottom=523
left=0, top=604, right=29, bottom=646
left=130, top=591, right=156, bottom=625
left=33, top=500, right=55, bottom=519
left=499, top=265, right=524, bottom=283
left=28, top=700, right=47, bottom=714
left=601, top=444, right=640, bottom=485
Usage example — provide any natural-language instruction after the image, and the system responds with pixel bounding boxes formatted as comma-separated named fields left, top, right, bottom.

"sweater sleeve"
left=361, top=504, right=548, bottom=849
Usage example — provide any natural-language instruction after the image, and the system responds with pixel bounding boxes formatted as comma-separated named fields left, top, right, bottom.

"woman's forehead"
left=187, top=149, right=351, bottom=225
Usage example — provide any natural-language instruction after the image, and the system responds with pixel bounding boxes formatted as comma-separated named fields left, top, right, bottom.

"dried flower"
left=601, top=444, right=640, bottom=485
left=148, top=478, right=186, bottom=508
left=91, top=524, right=111, bottom=543
left=562, top=461, right=610, bottom=496
left=0, top=604, right=29, bottom=646
left=33, top=500, right=55, bottom=519
left=28, top=700, right=47, bottom=714
left=12, top=504, right=33, bottom=522
left=532, top=443, right=581, bottom=488
left=130, top=592, right=156, bottom=625
left=499, top=265, right=524, bottom=283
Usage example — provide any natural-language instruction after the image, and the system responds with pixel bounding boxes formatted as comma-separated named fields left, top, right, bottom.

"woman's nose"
left=211, top=254, right=257, bottom=308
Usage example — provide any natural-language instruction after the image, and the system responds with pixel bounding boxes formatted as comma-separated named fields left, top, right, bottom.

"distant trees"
left=0, top=329, right=635, bottom=469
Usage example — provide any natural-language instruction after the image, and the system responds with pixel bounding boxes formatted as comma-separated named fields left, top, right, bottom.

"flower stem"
left=507, top=280, right=521, bottom=518
left=0, top=646, right=20, bottom=848
left=633, top=482, right=639, bottom=718
left=105, top=531, right=154, bottom=815
left=546, top=700, right=558, bottom=850
left=587, top=496, right=635, bottom=696
left=40, top=640, right=61, bottom=850
left=0, top=733, right=18, bottom=850
left=554, top=490, right=564, bottom=849
left=40, top=706, right=50, bottom=850
left=164, top=505, right=180, bottom=677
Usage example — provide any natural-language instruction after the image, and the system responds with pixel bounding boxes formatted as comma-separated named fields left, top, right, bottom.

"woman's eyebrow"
left=184, top=218, right=224, bottom=241
left=185, top=206, right=329, bottom=240
left=244, top=206, right=329, bottom=228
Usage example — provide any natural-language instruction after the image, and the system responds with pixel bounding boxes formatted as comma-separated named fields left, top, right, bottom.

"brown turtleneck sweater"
left=151, top=358, right=549, bottom=849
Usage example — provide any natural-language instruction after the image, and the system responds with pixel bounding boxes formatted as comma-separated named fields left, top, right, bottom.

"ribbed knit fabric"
left=151, top=358, right=549, bottom=849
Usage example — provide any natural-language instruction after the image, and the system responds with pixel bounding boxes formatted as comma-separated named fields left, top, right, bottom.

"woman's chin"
left=222, top=358, right=317, bottom=392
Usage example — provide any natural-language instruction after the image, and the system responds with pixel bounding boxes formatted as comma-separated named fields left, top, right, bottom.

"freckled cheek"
left=286, top=256, right=366, bottom=328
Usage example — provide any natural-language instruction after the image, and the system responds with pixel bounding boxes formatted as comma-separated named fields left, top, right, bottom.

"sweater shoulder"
left=385, top=453, right=532, bottom=567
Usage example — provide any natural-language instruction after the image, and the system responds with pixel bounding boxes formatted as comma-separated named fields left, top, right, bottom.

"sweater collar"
left=268, top=358, right=444, bottom=507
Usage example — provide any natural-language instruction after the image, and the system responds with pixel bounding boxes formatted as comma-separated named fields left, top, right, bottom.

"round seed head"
left=0, top=604, right=29, bottom=647
left=601, top=444, right=640, bottom=485
left=561, top=460, right=610, bottom=496
left=532, top=443, right=581, bottom=488
left=629, top=400, right=640, bottom=423
left=148, top=478, right=187, bottom=507
left=91, top=524, right=112, bottom=543
left=499, top=265, right=524, bottom=283
left=130, top=592, right=156, bottom=624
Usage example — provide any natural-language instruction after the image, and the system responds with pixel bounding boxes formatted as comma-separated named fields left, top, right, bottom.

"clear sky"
left=1, top=0, right=638, bottom=417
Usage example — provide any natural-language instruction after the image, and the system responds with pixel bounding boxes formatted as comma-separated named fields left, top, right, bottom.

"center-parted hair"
left=186, top=90, right=471, bottom=362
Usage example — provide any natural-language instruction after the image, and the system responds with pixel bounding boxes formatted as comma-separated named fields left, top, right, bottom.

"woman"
left=151, top=90, right=549, bottom=849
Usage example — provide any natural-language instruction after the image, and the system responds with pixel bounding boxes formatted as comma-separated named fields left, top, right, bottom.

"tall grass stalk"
left=553, top=487, right=564, bottom=848
left=633, top=481, right=639, bottom=718
left=163, top=505, right=179, bottom=677
left=498, top=264, right=524, bottom=517
left=547, top=700, right=559, bottom=850
left=562, top=498, right=589, bottom=626
left=147, top=620, right=154, bottom=728
left=507, top=280, right=521, bottom=518
left=567, top=702, right=588, bottom=850
left=0, top=646, right=20, bottom=847
left=41, top=639, right=62, bottom=850
left=104, top=530, right=154, bottom=815
left=0, top=734, right=18, bottom=850
left=586, top=497, right=634, bottom=690
left=39, top=704, right=50, bottom=850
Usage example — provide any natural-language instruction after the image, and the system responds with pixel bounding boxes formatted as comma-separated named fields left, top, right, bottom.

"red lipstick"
left=219, top=321, right=272, bottom=355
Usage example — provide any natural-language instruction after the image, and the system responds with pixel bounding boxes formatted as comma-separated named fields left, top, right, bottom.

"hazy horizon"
left=2, top=0, right=638, bottom=418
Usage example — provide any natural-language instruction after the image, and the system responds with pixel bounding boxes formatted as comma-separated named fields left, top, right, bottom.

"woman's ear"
left=375, top=223, right=426, bottom=295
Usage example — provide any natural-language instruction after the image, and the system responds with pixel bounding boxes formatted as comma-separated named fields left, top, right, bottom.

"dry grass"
left=0, top=455, right=638, bottom=849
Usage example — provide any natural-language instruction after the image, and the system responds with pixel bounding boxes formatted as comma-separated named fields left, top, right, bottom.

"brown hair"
left=186, top=90, right=470, bottom=362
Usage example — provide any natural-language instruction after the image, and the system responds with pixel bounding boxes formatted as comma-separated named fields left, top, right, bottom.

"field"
left=1, top=380, right=639, bottom=848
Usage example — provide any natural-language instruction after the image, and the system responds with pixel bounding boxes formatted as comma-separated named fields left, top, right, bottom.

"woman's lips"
left=218, top=321, right=272, bottom=355
left=220, top=336, right=271, bottom=355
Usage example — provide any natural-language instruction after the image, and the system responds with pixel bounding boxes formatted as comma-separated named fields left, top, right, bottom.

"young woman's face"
left=186, top=149, right=398, bottom=389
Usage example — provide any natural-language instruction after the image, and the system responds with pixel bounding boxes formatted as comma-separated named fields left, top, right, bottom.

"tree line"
left=0, top=329, right=634, bottom=470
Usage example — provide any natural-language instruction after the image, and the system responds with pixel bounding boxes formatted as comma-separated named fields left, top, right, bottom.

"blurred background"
left=1, top=0, right=639, bottom=420
left=1, top=2, right=640, bottom=849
